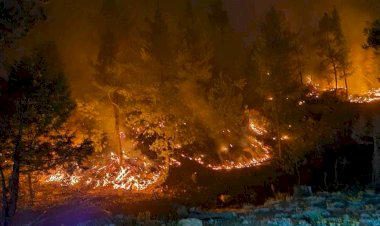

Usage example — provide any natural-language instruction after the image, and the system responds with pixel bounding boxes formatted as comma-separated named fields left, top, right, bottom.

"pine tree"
left=315, top=8, right=349, bottom=95
left=92, top=0, right=131, bottom=160
left=0, top=43, right=93, bottom=226
left=253, top=7, right=302, bottom=158
left=0, top=0, right=47, bottom=77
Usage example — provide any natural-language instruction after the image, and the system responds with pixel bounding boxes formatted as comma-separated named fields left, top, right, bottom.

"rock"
left=241, top=219, right=249, bottom=225
left=275, top=213, right=289, bottom=218
left=178, top=218, right=203, bottom=226
left=315, top=191, right=330, bottom=197
left=176, top=205, right=189, bottom=218
left=254, top=207, right=270, bottom=213
left=293, top=186, right=313, bottom=198
left=187, top=208, right=236, bottom=221
left=360, top=213, right=371, bottom=219
left=329, top=201, right=346, bottom=208
left=306, top=196, right=326, bottom=207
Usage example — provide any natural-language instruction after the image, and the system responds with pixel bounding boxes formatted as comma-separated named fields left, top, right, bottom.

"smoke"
left=15, top=0, right=380, bottom=95
left=273, top=0, right=380, bottom=93
left=225, top=0, right=380, bottom=93
left=6, top=0, right=379, bottom=162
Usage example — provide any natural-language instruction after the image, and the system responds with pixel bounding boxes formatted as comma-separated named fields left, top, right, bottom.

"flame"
left=179, top=152, right=270, bottom=171
left=349, top=88, right=380, bottom=103
left=43, top=152, right=162, bottom=191
left=306, top=80, right=380, bottom=104
left=175, top=113, right=271, bottom=171
left=249, top=120, right=267, bottom=136
left=42, top=108, right=273, bottom=190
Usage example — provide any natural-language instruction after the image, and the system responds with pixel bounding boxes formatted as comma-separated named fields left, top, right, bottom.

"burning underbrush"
left=32, top=86, right=379, bottom=196
left=39, top=148, right=271, bottom=193
left=304, top=81, right=380, bottom=104
left=39, top=152, right=163, bottom=191
left=349, top=88, right=380, bottom=103
left=36, top=110, right=272, bottom=193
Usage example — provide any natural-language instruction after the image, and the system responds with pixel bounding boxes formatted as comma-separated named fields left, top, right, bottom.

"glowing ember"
left=180, top=152, right=270, bottom=171
left=349, top=88, right=380, bottom=103
left=177, top=113, right=271, bottom=171
left=42, top=152, right=162, bottom=191
left=249, top=121, right=267, bottom=136
left=43, top=110, right=273, bottom=190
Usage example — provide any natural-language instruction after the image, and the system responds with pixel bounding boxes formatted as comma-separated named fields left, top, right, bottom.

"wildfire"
left=349, top=88, right=380, bottom=103
left=305, top=80, right=380, bottom=104
left=249, top=121, right=267, bottom=136
left=174, top=114, right=271, bottom=171
left=43, top=110, right=273, bottom=191
left=42, top=152, right=162, bottom=191
left=179, top=152, right=270, bottom=171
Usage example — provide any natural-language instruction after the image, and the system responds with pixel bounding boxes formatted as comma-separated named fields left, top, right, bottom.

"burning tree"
left=92, top=0, right=132, bottom=160
left=315, top=8, right=350, bottom=96
left=0, top=44, right=93, bottom=226
left=253, top=7, right=303, bottom=158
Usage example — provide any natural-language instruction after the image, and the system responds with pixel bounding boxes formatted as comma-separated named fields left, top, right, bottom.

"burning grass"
left=34, top=86, right=379, bottom=194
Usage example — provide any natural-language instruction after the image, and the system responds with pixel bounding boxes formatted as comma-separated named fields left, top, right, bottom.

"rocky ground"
left=14, top=189, right=380, bottom=226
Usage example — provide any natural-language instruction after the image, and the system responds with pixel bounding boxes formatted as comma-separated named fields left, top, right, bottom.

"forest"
left=1, top=0, right=380, bottom=225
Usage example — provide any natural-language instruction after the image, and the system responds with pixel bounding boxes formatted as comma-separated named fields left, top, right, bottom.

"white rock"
left=178, top=218, right=203, bottom=226
left=242, top=219, right=249, bottom=225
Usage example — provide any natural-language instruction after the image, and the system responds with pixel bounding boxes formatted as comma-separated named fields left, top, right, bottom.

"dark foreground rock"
left=14, top=190, right=380, bottom=226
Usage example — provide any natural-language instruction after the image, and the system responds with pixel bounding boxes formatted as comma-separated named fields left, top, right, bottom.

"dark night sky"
left=223, top=0, right=277, bottom=32
left=224, top=0, right=276, bottom=31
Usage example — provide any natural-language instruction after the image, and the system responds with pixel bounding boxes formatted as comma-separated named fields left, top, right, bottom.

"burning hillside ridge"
left=303, top=78, right=380, bottom=104
left=349, top=88, right=380, bottom=103
left=39, top=85, right=380, bottom=192
left=40, top=112, right=272, bottom=191
left=41, top=152, right=162, bottom=191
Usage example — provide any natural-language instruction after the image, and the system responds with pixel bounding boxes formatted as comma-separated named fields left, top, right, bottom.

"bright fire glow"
left=349, top=88, right=380, bottom=103
left=42, top=153, right=162, bottom=191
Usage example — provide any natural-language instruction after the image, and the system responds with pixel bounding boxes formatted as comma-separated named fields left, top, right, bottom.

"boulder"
left=293, top=185, right=312, bottom=198
left=176, top=205, right=189, bottom=218
left=178, top=218, right=203, bottom=226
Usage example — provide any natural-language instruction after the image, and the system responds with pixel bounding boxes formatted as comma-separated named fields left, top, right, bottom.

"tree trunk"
left=299, top=71, right=303, bottom=85
left=333, top=62, right=338, bottom=96
left=113, top=102, right=122, bottom=161
left=0, top=167, right=8, bottom=226
left=343, top=69, right=348, bottom=99
left=109, top=90, right=123, bottom=162
left=277, top=128, right=282, bottom=158
left=274, top=102, right=282, bottom=158
left=271, top=97, right=282, bottom=158
left=295, top=166, right=301, bottom=185
left=4, top=153, right=21, bottom=226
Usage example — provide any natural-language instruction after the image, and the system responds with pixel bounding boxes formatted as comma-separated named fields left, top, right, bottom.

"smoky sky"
left=6, top=0, right=380, bottom=94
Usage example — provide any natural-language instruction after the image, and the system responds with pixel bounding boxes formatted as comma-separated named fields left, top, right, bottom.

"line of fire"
left=1, top=0, right=380, bottom=225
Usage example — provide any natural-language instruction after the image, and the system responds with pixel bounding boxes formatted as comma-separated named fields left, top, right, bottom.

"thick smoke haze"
left=226, top=0, right=380, bottom=93
left=6, top=0, right=377, bottom=96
